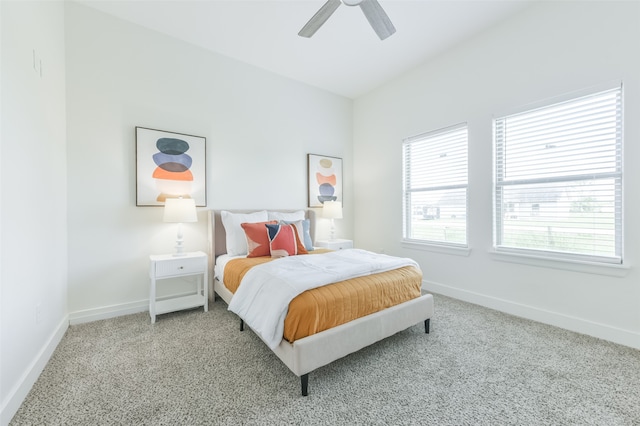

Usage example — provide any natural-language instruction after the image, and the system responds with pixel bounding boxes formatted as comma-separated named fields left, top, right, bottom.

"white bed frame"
left=207, top=209, right=434, bottom=396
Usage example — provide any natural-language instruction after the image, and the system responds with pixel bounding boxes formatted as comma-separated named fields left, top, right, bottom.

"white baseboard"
left=423, top=280, right=640, bottom=350
left=1, top=316, right=68, bottom=426
left=68, top=299, right=148, bottom=325
left=68, top=291, right=199, bottom=325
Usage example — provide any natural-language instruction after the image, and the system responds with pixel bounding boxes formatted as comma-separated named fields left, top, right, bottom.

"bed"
left=207, top=209, right=434, bottom=396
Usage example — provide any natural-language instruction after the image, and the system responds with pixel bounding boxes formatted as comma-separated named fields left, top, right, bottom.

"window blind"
left=494, top=86, right=622, bottom=263
left=403, top=124, right=468, bottom=246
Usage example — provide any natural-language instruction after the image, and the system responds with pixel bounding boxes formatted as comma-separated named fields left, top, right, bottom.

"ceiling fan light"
left=342, top=0, right=363, bottom=6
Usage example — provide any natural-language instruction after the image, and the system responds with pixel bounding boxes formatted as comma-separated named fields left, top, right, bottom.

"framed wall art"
left=136, top=127, right=207, bottom=206
left=307, top=154, right=342, bottom=208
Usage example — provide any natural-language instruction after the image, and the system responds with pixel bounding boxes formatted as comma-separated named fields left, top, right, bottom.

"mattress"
left=222, top=253, right=422, bottom=343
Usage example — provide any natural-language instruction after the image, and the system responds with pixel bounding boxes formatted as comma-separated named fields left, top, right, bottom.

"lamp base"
left=173, top=234, right=187, bottom=256
left=329, top=218, right=338, bottom=241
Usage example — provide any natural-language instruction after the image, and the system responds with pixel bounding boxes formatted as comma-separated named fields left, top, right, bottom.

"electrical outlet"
left=36, top=303, right=42, bottom=324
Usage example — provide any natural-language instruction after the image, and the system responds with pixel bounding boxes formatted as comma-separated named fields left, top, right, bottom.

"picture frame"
left=136, top=126, right=207, bottom=207
left=307, top=154, right=342, bottom=208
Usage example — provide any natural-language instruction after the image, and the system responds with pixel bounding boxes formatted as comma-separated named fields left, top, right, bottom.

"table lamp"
left=163, top=197, right=197, bottom=256
left=322, top=200, right=342, bottom=241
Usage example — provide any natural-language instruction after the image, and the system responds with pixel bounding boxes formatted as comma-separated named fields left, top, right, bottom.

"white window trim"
left=403, top=122, right=469, bottom=248
left=402, top=239, right=471, bottom=257
left=489, top=249, right=629, bottom=277
left=492, top=81, right=624, bottom=267
left=492, top=80, right=622, bottom=120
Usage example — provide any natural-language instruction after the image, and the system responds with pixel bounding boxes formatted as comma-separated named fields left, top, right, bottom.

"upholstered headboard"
left=207, top=209, right=317, bottom=259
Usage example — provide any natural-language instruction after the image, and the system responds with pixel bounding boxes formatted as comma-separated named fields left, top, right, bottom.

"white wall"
left=0, top=1, right=68, bottom=424
left=353, top=1, right=640, bottom=348
left=64, top=2, right=353, bottom=321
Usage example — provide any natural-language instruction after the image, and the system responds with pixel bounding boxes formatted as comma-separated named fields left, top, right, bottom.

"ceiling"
left=77, top=0, right=534, bottom=99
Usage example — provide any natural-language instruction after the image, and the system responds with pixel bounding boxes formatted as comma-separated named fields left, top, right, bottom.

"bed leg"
left=301, top=374, right=309, bottom=397
left=240, top=319, right=244, bottom=331
left=424, top=319, right=430, bottom=334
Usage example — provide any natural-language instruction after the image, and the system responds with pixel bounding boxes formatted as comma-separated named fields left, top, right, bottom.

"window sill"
left=402, top=240, right=471, bottom=257
left=489, top=250, right=629, bottom=277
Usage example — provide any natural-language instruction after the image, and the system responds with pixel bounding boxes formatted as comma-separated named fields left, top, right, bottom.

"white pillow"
left=267, top=210, right=305, bottom=222
left=221, top=210, right=268, bottom=256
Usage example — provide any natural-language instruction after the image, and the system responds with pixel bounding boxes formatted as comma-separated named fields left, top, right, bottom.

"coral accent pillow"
left=241, top=221, right=277, bottom=258
left=266, top=224, right=308, bottom=258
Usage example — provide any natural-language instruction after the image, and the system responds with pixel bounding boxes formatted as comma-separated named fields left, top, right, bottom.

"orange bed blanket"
left=223, top=252, right=422, bottom=343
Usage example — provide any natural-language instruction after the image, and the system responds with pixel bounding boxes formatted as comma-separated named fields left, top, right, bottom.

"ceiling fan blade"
left=298, top=0, right=342, bottom=38
left=359, top=0, right=396, bottom=40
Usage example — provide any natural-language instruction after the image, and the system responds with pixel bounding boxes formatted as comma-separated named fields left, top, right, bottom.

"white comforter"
left=227, top=249, right=419, bottom=349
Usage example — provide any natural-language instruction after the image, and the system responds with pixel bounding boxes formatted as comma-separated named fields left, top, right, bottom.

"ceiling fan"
left=298, top=0, right=396, bottom=41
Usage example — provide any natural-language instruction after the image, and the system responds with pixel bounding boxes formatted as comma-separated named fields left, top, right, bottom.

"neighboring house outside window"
left=494, top=85, right=623, bottom=264
left=402, top=124, right=468, bottom=247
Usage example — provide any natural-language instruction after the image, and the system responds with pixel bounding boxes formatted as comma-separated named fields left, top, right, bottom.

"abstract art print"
left=136, top=127, right=206, bottom=206
left=307, top=154, right=342, bottom=207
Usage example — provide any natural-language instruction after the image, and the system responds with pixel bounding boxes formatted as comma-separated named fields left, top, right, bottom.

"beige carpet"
left=10, top=294, right=640, bottom=425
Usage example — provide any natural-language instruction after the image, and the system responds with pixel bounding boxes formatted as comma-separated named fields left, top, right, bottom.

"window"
left=403, top=124, right=468, bottom=246
left=494, top=85, right=623, bottom=264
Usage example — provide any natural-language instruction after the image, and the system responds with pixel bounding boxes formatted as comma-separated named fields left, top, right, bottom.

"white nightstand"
left=149, top=251, right=208, bottom=324
left=315, top=239, right=353, bottom=250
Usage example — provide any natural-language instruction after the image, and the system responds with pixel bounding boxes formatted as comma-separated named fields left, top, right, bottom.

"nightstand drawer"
left=154, top=257, right=204, bottom=278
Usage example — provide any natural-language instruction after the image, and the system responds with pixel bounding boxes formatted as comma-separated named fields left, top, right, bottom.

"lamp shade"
left=322, top=201, right=343, bottom=219
left=163, top=198, right=197, bottom=223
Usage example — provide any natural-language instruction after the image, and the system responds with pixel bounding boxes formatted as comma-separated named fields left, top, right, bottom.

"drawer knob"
left=179, top=266, right=184, bottom=269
